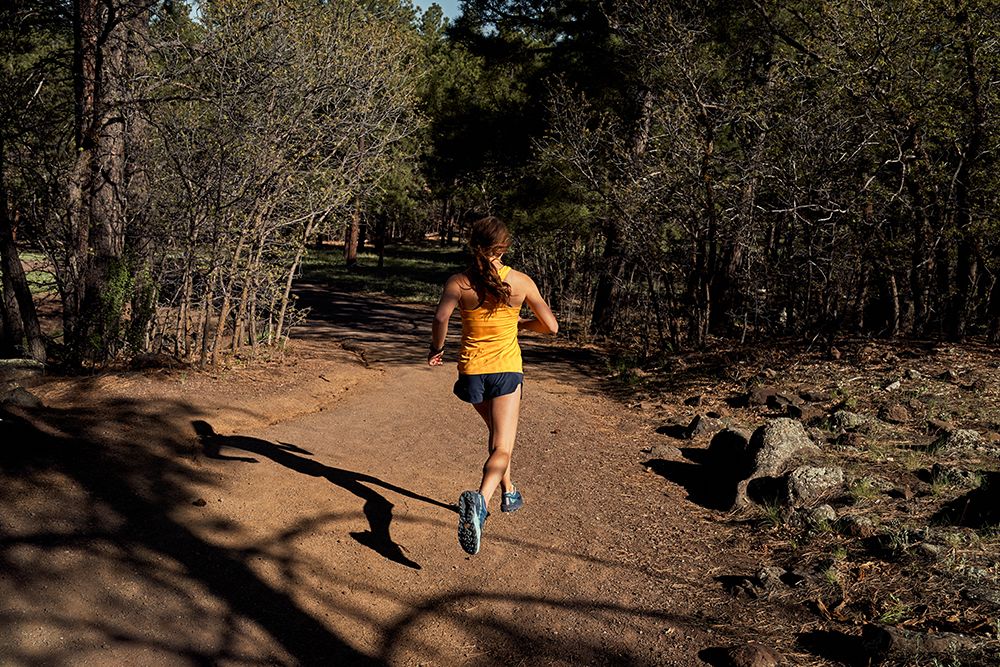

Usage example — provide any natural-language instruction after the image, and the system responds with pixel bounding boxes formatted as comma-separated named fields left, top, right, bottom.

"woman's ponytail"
left=467, top=217, right=512, bottom=310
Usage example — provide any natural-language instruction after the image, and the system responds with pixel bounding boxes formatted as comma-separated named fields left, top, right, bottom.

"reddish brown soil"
left=1, top=288, right=759, bottom=666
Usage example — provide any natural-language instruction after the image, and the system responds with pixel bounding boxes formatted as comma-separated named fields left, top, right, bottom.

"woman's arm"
left=519, top=276, right=558, bottom=335
left=429, top=275, right=462, bottom=366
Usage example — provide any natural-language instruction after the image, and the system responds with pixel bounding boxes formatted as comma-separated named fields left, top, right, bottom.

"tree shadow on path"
left=0, top=402, right=381, bottom=666
left=193, top=420, right=456, bottom=570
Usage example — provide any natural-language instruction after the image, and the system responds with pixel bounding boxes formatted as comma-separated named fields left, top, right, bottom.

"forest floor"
left=2, top=245, right=1000, bottom=666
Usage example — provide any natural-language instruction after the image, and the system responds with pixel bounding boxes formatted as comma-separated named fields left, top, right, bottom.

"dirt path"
left=1, top=287, right=752, bottom=666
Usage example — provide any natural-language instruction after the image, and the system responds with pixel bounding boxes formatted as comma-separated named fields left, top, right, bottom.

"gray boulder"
left=786, top=466, right=845, bottom=506
left=1, top=386, right=43, bottom=409
left=808, top=504, right=837, bottom=525
left=0, top=358, right=45, bottom=383
left=832, top=410, right=874, bottom=432
left=688, top=414, right=727, bottom=439
left=931, top=463, right=983, bottom=489
left=723, top=643, right=780, bottom=667
left=932, top=428, right=987, bottom=453
left=647, top=443, right=682, bottom=461
left=733, top=418, right=819, bottom=509
left=838, top=514, right=876, bottom=538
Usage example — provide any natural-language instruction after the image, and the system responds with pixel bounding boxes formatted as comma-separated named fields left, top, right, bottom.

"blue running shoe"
left=457, top=490, right=488, bottom=555
left=501, top=488, right=524, bottom=513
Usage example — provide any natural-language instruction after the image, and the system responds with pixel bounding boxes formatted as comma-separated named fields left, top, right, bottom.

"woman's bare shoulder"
left=447, top=272, right=472, bottom=288
left=504, top=268, right=535, bottom=288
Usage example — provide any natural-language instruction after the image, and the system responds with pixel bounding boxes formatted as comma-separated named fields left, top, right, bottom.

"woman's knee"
left=484, top=449, right=511, bottom=468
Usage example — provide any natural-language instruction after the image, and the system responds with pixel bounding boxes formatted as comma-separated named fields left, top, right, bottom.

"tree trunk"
left=589, top=224, right=623, bottom=336
left=376, top=214, right=387, bottom=269
left=344, top=203, right=361, bottom=267
left=0, top=136, right=45, bottom=360
left=884, top=271, right=900, bottom=338
left=987, top=276, right=1000, bottom=343
left=948, top=1, right=986, bottom=341
left=64, top=0, right=148, bottom=363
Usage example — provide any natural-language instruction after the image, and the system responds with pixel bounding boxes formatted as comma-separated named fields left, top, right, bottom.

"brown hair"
left=467, top=216, right=512, bottom=310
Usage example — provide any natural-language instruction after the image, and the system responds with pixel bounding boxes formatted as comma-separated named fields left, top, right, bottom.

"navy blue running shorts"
left=453, top=372, right=524, bottom=404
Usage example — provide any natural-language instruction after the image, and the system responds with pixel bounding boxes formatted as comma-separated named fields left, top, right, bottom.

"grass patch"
left=849, top=477, right=880, bottom=504
left=758, top=502, right=785, bottom=530
left=877, top=593, right=915, bottom=625
left=301, top=243, right=465, bottom=304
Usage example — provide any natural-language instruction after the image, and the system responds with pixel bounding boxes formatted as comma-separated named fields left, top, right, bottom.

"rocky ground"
left=631, top=339, right=1000, bottom=666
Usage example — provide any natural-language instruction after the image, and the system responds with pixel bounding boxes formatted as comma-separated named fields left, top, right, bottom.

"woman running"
left=428, top=217, right=558, bottom=555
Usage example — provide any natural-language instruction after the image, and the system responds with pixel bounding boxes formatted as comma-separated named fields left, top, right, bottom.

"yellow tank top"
left=457, top=265, right=522, bottom=375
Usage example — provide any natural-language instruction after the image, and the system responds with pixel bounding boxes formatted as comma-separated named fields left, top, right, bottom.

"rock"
left=829, top=346, right=842, bottom=360
left=881, top=403, right=911, bottom=424
left=0, top=358, right=45, bottom=382
left=755, top=565, right=787, bottom=591
left=932, top=428, right=986, bottom=453
left=733, top=419, right=819, bottom=509
left=916, top=542, right=945, bottom=560
left=0, top=386, right=43, bottom=409
left=967, top=377, right=988, bottom=393
left=769, top=392, right=800, bottom=410
left=808, top=504, right=837, bottom=525
left=862, top=624, right=985, bottom=663
left=708, top=427, right=753, bottom=467
left=748, top=385, right=779, bottom=406
left=706, top=405, right=733, bottom=419
left=939, top=369, right=961, bottom=383
left=787, top=403, right=824, bottom=423
left=688, top=414, right=727, bottom=439
left=834, top=431, right=865, bottom=450
left=832, top=410, right=873, bottom=432
left=192, top=498, right=207, bottom=507
left=749, top=419, right=818, bottom=475
left=786, top=466, right=845, bottom=506
left=961, top=567, right=1000, bottom=606
left=648, top=443, right=682, bottom=461
left=931, top=463, right=983, bottom=489
left=904, top=369, right=923, bottom=380
left=684, top=395, right=703, bottom=407
left=799, top=388, right=832, bottom=403
left=857, top=345, right=879, bottom=364
left=926, top=418, right=952, bottom=435
left=838, top=515, right=875, bottom=538
left=723, top=643, right=780, bottom=667
left=883, top=379, right=902, bottom=392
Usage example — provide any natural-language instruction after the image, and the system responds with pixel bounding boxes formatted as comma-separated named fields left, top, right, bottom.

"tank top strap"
left=499, top=265, right=512, bottom=280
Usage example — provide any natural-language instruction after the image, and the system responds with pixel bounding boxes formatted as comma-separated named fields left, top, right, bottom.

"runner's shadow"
left=193, top=420, right=456, bottom=570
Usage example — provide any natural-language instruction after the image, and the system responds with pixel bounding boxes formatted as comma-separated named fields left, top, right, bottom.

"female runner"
left=428, top=217, right=558, bottom=555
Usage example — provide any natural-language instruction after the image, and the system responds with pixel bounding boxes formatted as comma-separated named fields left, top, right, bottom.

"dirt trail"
left=1, top=287, right=752, bottom=666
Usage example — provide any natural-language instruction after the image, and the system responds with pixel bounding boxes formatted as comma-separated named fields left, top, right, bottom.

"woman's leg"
left=473, top=399, right=513, bottom=496
left=478, top=385, right=521, bottom=505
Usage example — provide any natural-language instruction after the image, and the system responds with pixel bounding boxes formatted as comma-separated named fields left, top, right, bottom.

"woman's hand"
left=427, top=350, right=444, bottom=366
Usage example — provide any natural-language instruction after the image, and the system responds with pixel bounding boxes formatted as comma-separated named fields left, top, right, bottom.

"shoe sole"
left=457, top=491, right=481, bottom=555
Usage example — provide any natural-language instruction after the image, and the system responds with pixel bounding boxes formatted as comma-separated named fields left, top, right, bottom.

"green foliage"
left=301, top=244, right=464, bottom=304
left=877, top=593, right=915, bottom=625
